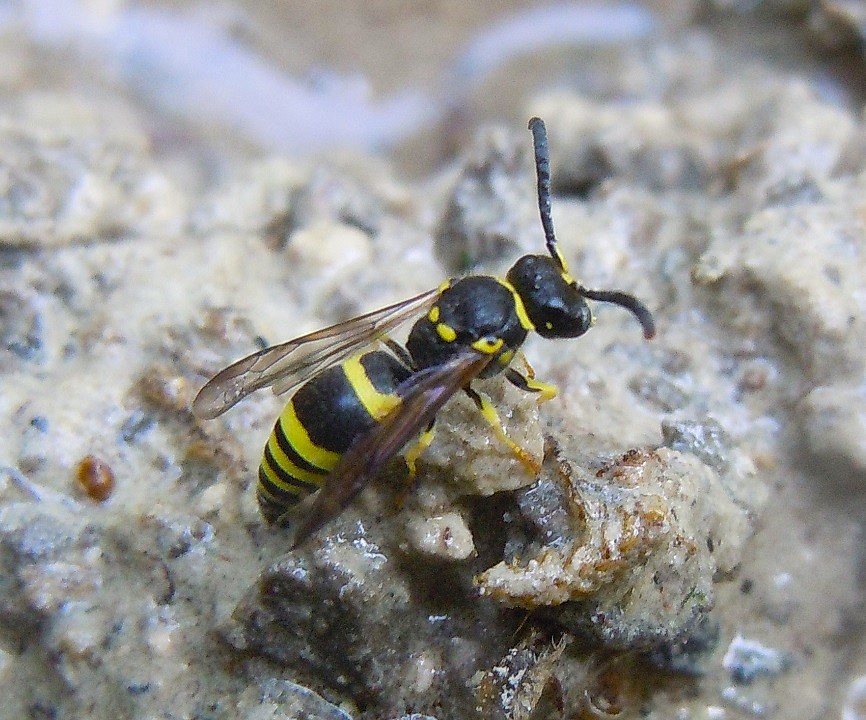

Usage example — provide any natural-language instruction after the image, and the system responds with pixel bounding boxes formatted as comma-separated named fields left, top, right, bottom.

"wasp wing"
left=192, top=287, right=440, bottom=419
left=289, top=351, right=493, bottom=549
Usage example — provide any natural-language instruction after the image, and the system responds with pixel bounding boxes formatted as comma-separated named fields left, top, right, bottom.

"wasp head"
left=507, top=254, right=592, bottom=339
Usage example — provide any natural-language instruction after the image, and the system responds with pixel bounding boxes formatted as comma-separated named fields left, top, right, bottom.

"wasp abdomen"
left=257, top=350, right=412, bottom=523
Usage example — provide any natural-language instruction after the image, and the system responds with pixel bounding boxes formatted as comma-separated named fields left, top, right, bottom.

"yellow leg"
left=404, top=424, right=436, bottom=477
left=394, top=425, right=437, bottom=510
left=526, top=376, right=558, bottom=402
left=465, top=387, right=541, bottom=475
left=505, top=367, right=558, bottom=402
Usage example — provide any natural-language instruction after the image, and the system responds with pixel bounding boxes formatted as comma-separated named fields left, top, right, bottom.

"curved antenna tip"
left=579, top=287, right=656, bottom=340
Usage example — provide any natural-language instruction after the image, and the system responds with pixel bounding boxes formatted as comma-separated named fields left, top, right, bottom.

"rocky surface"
left=1, top=2, right=865, bottom=719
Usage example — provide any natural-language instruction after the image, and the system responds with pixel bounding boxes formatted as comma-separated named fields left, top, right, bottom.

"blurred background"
left=4, top=0, right=865, bottom=180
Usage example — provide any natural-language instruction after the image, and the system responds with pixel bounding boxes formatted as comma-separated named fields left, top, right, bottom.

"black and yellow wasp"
left=193, top=118, right=655, bottom=548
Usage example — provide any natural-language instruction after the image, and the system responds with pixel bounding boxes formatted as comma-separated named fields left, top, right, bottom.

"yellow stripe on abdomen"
left=259, top=456, right=306, bottom=497
left=265, top=430, right=331, bottom=486
left=278, top=399, right=342, bottom=471
left=343, top=355, right=402, bottom=421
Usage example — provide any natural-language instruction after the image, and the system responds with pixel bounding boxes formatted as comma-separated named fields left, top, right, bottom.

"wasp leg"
left=505, top=367, right=558, bottom=402
left=393, top=421, right=437, bottom=509
left=404, top=421, right=436, bottom=477
left=464, top=386, right=541, bottom=475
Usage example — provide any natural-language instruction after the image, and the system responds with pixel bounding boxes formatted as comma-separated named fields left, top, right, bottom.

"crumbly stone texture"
left=3, top=12, right=866, bottom=720
left=226, top=531, right=517, bottom=718
left=477, top=442, right=759, bottom=644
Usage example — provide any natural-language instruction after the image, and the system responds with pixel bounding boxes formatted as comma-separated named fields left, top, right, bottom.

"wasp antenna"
left=528, top=117, right=566, bottom=271
left=579, top=287, right=656, bottom=340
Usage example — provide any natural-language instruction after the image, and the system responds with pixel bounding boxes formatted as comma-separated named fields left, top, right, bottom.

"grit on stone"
left=1, top=3, right=865, bottom=719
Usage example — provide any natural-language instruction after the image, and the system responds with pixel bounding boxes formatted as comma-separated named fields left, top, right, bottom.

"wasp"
left=193, top=118, right=655, bottom=548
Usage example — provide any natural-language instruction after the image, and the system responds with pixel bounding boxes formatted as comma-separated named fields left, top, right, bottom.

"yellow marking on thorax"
left=428, top=305, right=440, bottom=323
left=496, top=278, right=535, bottom=332
left=343, top=355, right=402, bottom=421
left=436, top=322, right=457, bottom=343
left=265, top=434, right=329, bottom=485
left=499, top=349, right=515, bottom=366
left=279, top=401, right=341, bottom=471
left=472, top=337, right=504, bottom=354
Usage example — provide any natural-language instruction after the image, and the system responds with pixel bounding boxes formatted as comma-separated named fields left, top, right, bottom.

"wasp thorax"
left=406, top=276, right=529, bottom=375
left=507, top=255, right=592, bottom=338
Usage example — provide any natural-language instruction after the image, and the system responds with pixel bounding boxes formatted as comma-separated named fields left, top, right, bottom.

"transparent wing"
left=192, top=287, right=440, bottom=419
left=289, top=351, right=492, bottom=548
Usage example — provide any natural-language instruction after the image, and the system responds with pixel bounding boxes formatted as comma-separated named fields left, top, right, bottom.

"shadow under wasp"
left=193, top=117, right=656, bottom=548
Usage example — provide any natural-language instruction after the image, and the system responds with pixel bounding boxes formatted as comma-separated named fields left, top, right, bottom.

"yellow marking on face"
left=266, top=434, right=328, bottom=486
left=471, top=336, right=504, bottom=354
left=279, top=400, right=342, bottom=471
left=499, top=349, right=515, bottom=366
left=497, top=278, right=535, bottom=331
left=343, top=355, right=402, bottom=421
left=436, top=322, right=457, bottom=343
left=428, top=305, right=440, bottom=323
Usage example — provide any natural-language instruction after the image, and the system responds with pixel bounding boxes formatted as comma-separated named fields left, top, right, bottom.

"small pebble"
left=75, top=455, right=115, bottom=502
